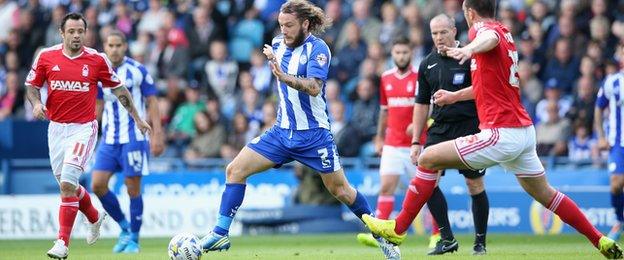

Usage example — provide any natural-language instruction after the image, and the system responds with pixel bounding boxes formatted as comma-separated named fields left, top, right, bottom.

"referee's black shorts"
left=424, top=118, right=485, bottom=179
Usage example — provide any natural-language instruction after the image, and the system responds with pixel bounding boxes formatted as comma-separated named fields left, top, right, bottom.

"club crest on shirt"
left=299, top=54, right=307, bottom=65
left=82, top=65, right=89, bottom=77
left=407, top=81, right=414, bottom=93
left=453, top=73, right=465, bottom=85
left=316, top=53, right=327, bottom=67
left=385, top=84, right=393, bottom=91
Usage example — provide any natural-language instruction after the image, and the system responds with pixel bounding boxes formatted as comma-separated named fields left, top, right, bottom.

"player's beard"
left=395, top=60, right=411, bottom=72
left=288, top=28, right=306, bottom=48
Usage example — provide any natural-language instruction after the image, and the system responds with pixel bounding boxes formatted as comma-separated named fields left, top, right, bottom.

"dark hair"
left=60, top=12, right=87, bottom=31
left=392, top=35, right=411, bottom=47
left=280, top=0, right=332, bottom=35
left=464, top=0, right=496, bottom=18
left=105, top=30, right=127, bottom=44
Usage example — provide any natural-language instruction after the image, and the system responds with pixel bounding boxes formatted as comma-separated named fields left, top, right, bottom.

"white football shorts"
left=48, top=120, right=98, bottom=180
left=453, top=125, right=545, bottom=177
left=379, top=145, right=416, bottom=176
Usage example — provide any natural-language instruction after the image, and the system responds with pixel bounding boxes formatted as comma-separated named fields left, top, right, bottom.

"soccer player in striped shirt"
left=200, top=1, right=399, bottom=259
left=595, top=43, right=624, bottom=242
left=91, top=30, right=164, bottom=254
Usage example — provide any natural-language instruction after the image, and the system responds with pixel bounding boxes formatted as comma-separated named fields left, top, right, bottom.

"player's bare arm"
left=111, top=86, right=152, bottom=134
left=95, top=99, right=104, bottom=123
left=433, top=86, right=475, bottom=107
left=26, top=85, right=47, bottom=120
left=594, top=105, right=610, bottom=150
left=146, top=95, right=165, bottom=156
left=263, top=43, right=322, bottom=96
left=442, top=30, right=499, bottom=64
left=374, top=107, right=388, bottom=155
left=410, top=104, right=430, bottom=165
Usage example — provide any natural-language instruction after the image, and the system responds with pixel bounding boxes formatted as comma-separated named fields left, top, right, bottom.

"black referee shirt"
left=416, top=49, right=478, bottom=123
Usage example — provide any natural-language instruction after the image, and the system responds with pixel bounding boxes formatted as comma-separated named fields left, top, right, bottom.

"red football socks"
left=394, top=166, right=438, bottom=234
left=375, top=195, right=395, bottom=220
left=76, top=185, right=99, bottom=224
left=58, top=196, right=80, bottom=246
left=548, top=191, right=602, bottom=247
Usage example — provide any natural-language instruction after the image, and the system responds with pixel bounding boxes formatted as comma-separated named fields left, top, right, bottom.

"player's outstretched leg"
left=363, top=166, right=439, bottom=245
left=76, top=185, right=107, bottom=245
left=320, top=169, right=401, bottom=260
left=518, top=175, right=623, bottom=259
left=609, top=175, right=624, bottom=240
left=94, top=180, right=131, bottom=252
left=426, top=186, right=458, bottom=255
left=48, top=181, right=80, bottom=259
left=123, top=195, right=143, bottom=253
left=465, top=174, right=489, bottom=255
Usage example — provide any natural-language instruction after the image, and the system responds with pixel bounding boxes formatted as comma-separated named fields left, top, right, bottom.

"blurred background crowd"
left=0, top=0, right=623, bottom=166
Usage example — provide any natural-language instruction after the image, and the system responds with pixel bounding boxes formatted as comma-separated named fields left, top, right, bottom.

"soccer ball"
left=168, top=233, right=202, bottom=260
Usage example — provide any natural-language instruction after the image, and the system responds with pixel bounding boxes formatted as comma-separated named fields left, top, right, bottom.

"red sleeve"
left=97, top=53, right=122, bottom=88
left=25, top=52, right=46, bottom=88
left=379, top=76, right=387, bottom=106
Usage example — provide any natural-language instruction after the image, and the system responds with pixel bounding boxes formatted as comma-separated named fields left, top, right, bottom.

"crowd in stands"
left=1, top=0, right=623, bottom=165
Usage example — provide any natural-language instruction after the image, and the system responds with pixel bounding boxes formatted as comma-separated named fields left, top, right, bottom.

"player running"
left=595, top=44, right=624, bottom=241
left=25, top=13, right=150, bottom=259
left=412, top=14, right=489, bottom=255
left=362, top=0, right=623, bottom=258
left=200, top=1, right=400, bottom=259
left=91, top=30, right=164, bottom=254
left=356, top=35, right=436, bottom=248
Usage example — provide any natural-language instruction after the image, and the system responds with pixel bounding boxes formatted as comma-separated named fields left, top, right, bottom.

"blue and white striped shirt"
left=98, top=57, right=157, bottom=144
left=272, top=34, right=331, bottom=130
left=597, top=72, right=624, bottom=147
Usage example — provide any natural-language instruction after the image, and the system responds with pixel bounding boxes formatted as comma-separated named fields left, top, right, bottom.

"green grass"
left=0, top=233, right=609, bottom=260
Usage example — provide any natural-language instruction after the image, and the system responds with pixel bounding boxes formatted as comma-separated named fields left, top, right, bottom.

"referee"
left=410, top=14, right=489, bottom=256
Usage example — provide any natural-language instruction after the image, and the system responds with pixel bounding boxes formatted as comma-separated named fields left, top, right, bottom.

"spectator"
left=95, top=0, right=114, bottom=27
left=568, top=123, right=599, bottom=165
left=137, top=0, right=166, bottom=34
left=320, top=0, right=344, bottom=50
left=329, top=100, right=360, bottom=157
left=579, top=55, right=600, bottom=81
left=408, top=26, right=426, bottom=69
left=350, top=77, right=378, bottom=147
left=536, top=101, right=572, bottom=156
left=259, top=100, right=276, bottom=133
left=238, top=86, right=262, bottom=133
left=566, top=76, right=596, bottom=133
left=518, top=60, right=543, bottom=119
left=204, top=40, right=238, bottom=119
left=169, top=86, right=206, bottom=155
left=335, top=0, right=381, bottom=50
left=526, top=1, right=555, bottom=34
left=535, top=83, right=572, bottom=124
left=0, top=71, right=17, bottom=120
left=0, top=0, right=18, bottom=42
left=542, top=38, right=580, bottom=94
left=378, top=2, right=405, bottom=53
left=546, top=15, right=588, bottom=58
left=220, top=112, right=254, bottom=160
left=249, top=50, right=272, bottom=95
left=113, top=1, right=134, bottom=38
left=186, top=6, right=226, bottom=65
left=184, top=111, right=226, bottom=159
left=325, top=79, right=343, bottom=105
left=334, top=21, right=367, bottom=84
left=45, top=6, right=65, bottom=46
left=589, top=15, right=617, bottom=58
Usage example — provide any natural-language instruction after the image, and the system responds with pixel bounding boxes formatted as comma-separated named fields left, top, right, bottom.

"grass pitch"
left=0, top=233, right=608, bottom=259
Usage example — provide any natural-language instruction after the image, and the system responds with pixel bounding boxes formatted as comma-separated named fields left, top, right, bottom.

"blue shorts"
left=247, top=126, right=341, bottom=173
left=609, top=146, right=624, bottom=174
left=93, top=140, right=150, bottom=177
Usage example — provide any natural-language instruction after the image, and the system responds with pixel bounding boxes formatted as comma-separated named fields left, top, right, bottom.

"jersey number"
left=127, top=150, right=143, bottom=173
left=508, top=50, right=519, bottom=88
left=317, top=148, right=331, bottom=169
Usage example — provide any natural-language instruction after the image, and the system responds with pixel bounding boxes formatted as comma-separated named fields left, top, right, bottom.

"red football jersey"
left=468, top=21, right=533, bottom=129
left=25, top=44, right=122, bottom=123
left=380, top=67, right=427, bottom=147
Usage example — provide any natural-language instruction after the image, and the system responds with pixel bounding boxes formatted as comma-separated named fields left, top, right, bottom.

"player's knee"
left=418, top=149, right=439, bottom=170
left=465, top=178, right=485, bottom=195
left=225, top=162, right=245, bottom=182
left=379, top=182, right=395, bottom=196
left=91, top=179, right=108, bottom=196
left=59, top=181, right=77, bottom=197
left=59, top=164, right=81, bottom=196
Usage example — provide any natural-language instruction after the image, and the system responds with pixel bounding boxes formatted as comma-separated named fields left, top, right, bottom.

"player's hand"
left=374, top=135, right=384, bottom=155
left=598, top=137, right=610, bottom=151
left=32, top=103, right=47, bottom=120
left=410, top=144, right=422, bottom=166
left=269, top=59, right=285, bottom=81
left=442, top=46, right=472, bottom=65
left=150, top=129, right=165, bottom=156
left=433, top=89, right=457, bottom=106
left=135, top=119, right=152, bottom=135
left=263, top=44, right=276, bottom=62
